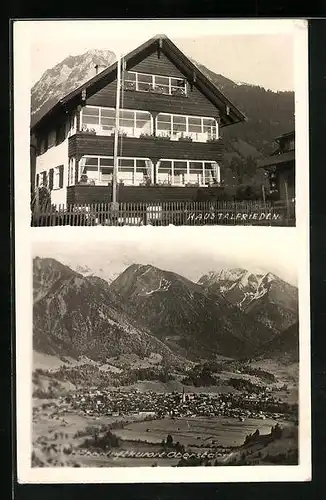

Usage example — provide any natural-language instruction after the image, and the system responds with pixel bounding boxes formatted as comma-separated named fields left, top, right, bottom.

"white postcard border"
left=14, top=19, right=311, bottom=483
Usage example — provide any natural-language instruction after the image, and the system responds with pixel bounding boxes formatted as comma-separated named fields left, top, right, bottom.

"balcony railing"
left=79, top=126, right=219, bottom=144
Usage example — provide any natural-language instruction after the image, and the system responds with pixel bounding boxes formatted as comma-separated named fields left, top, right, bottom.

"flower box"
left=80, top=128, right=96, bottom=135
left=171, top=87, right=187, bottom=96
left=178, top=136, right=193, bottom=142
left=124, top=81, right=136, bottom=91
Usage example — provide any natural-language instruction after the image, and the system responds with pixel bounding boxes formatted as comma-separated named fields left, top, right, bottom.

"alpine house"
left=31, top=34, right=246, bottom=207
left=258, top=131, right=295, bottom=203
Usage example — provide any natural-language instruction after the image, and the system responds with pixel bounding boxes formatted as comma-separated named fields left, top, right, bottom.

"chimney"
left=95, top=64, right=107, bottom=76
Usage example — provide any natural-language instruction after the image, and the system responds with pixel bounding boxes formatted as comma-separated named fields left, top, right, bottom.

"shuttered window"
left=59, top=165, right=64, bottom=188
left=48, top=168, right=54, bottom=190
left=40, top=171, right=47, bottom=187
left=53, top=165, right=64, bottom=189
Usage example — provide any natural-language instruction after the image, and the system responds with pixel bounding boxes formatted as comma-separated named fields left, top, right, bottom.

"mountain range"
left=33, top=257, right=183, bottom=367
left=33, top=257, right=299, bottom=366
left=198, top=268, right=298, bottom=334
left=30, top=49, right=294, bottom=186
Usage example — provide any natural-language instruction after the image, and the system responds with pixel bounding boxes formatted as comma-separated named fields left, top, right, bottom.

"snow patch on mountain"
left=66, top=261, right=118, bottom=284
left=199, top=267, right=273, bottom=310
left=238, top=281, right=269, bottom=310
left=143, top=278, right=172, bottom=296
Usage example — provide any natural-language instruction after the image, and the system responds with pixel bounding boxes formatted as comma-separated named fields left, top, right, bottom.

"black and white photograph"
left=13, top=19, right=310, bottom=484
left=19, top=19, right=303, bottom=227
left=31, top=228, right=300, bottom=468
left=14, top=224, right=310, bottom=483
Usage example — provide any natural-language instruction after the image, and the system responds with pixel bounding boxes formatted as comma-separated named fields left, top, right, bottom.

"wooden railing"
left=31, top=201, right=295, bottom=227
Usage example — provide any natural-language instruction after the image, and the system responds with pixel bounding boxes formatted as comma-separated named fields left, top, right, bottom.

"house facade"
left=31, top=35, right=246, bottom=207
left=259, top=131, right=295, bottom=202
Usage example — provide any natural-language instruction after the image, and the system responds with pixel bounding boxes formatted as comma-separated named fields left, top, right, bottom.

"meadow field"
left=112, top=416, right=290, bottom=448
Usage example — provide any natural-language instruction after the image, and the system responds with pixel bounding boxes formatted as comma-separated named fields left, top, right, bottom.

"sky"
left=23, top=19, right=296, bottom=91
left=31, top=226, right=298, bottom=286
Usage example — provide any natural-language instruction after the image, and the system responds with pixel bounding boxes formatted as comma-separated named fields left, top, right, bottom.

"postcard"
left=14, top=18, right=310, bottom=483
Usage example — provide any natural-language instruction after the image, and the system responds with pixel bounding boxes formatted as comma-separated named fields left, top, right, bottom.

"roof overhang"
left=275, top=130, right=295, bottom=143
left=31, top=34, right=246, bottom=134
left=258, top=150, right=295, bottom=169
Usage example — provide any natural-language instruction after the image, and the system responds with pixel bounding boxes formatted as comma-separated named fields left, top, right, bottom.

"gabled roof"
left=31, top=34, right=246, bottom=132
left=275, top=130, right=295, bottom=142
left=258, top=150, right=295, bottom=169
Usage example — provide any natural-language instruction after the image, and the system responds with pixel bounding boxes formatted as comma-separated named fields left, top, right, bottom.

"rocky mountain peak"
left=198, top=266, right=298, bottom=334
left=110, top=263, right=177, bottom=300
left=31, top=48, right=116, bottom=125
left=33, top=256, right=78, bottom=303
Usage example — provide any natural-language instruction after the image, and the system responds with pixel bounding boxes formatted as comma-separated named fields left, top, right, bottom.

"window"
left=100, top=158, right=113, bottom=184
left=172, top=115, right=187, bottom=135
left=82, top=106, right=100, bottom=125
left=156, top=115, right=172, bottom=138
left=173, top=161, right=188, bottom=186
left=157, top=160, right=220, bottom=186
left=157, top=161, right=172, bottom=185
left=118, top=158, right=152, bottom=185
left=135, top=113, right=152, bottom=136
left=80, top=157, right=98, bottom=184
left=124, top=71, right=187, bottom=96
left=53, top=165, right=64, bottom=189
left=137, top=73, right=153, bottom=92
left=68, top=158, right=75, bottom=186
left=49, top=168, right=54, bottom=190
left=189, top=161, right=204, bottom=185
left=118, top=158, right=134, bottom=185
left=81, top=106, right=114, bottom=133
left=68, top=113, right=77, bottom=137
left=81, top=106, right=152, bottom=137
left=79, top=156, right=152, bottom=186
left=101, top=108, right=115, bottom=131
left=203, top=118, right=217, bottom=139
left=156, top=113, right=218, bottom=142
left=40, top=171, right=47, bottom=187
left=204, top=162, right=220, bottom=185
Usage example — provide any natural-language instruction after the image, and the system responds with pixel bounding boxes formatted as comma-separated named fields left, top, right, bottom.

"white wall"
left=50, top=187, right=66, bottom=207
left=35, top=125, right=69, bottom=207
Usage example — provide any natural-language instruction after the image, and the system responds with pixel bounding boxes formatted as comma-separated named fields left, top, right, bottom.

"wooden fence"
left=31, top=201, right=295, bottom=227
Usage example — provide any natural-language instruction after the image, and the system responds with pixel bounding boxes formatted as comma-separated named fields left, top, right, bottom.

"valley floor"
left=31, top=351, right=299, bottom=468
left=32, top=395, right=298, bottom=468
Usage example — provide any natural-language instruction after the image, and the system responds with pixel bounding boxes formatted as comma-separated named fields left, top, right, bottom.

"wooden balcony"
left=68, top=133, right=223, bottom=162
left=66, top=184, right=225, bottom=205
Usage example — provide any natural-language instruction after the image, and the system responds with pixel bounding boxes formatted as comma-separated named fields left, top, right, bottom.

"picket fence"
left=31, top=200, right=295, bottom=227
